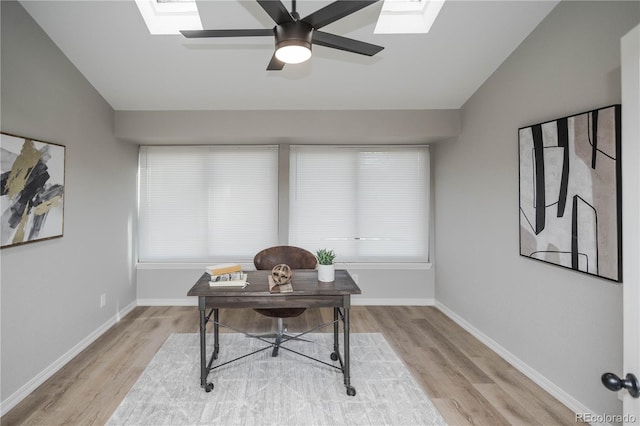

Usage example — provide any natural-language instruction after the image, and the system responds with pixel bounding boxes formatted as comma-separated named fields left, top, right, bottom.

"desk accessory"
left=206, top=263, right=242, bottom=276
left=316, top=248, right=336, bottom=282
left=209, top=272, right=248, bottom=288
left=271, top=264, right=292, bottom=284
left=269, top=264, right=293, bottom=293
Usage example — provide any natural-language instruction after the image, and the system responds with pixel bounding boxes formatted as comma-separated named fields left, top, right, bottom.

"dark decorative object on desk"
left=271, top=263, right=292, bottom=285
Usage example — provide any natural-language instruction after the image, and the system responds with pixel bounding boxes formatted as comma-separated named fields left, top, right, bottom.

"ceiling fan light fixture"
left=275, top=21, right=313, bottom=64
left=275, top=42, right=312, bottom=64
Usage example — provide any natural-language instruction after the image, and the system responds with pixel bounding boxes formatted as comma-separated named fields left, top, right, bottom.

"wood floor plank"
left=471, top=355, right=576, bottom=425
left=419, top=307, right=498, bottom=359
left=1, top=306, right=576, bottom=426
left=473, top=383, right=544, bottom=425
left=432, top=398, right=479, bottom=426
left=411, top=318, right=494, bottom=385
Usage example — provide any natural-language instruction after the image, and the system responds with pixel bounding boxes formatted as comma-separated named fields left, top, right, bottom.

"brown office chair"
left=252, top=245, right=317, bottom=357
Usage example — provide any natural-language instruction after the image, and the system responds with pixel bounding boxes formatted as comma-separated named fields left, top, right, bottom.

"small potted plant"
left=316, top=248, right=336, bottom=282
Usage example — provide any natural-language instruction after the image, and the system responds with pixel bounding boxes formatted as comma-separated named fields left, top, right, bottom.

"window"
left=138, top=146, right=279, bottom=262
left=289, top=146, right=430, bottom=262
left=134, top=0, right=202, bottom=35
left=374, top=0, right=446, bottom=34
left=138, top=144, right=430, bottom=264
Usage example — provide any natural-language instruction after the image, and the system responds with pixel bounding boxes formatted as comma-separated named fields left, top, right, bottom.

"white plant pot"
left=317, top=264, right=335, bottom=282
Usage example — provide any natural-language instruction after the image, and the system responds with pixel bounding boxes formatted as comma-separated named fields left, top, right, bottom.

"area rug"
left=107, top=333, right=446, bottom=426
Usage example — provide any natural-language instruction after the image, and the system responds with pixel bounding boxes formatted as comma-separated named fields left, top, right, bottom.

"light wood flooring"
left=1, top=306, right=577, bottom=425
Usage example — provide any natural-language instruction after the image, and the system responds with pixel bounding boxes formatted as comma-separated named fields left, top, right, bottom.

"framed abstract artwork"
left=518, top=105, right=622, bottom=283
left=1, top=132, right=66, bottom=248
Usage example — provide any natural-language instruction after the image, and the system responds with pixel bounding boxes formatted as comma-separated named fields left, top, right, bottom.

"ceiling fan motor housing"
left=275, top=21, right=313, bottom=53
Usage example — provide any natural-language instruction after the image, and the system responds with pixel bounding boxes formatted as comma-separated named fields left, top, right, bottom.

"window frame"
left=287, top=144, right=431, bottom=264
left=137, top=144, right=280, bottom=263
left=136, top=144, right=432, bottom=267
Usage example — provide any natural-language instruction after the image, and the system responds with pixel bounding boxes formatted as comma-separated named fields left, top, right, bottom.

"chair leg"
left=272, top=318, right=313, bottom=357
left=272, top=319, right=283, bottom=357
left=247, top=317, right=312, bottom=356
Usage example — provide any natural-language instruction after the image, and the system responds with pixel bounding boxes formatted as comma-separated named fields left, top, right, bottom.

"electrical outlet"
left=100, top=293, right=106, bottom=308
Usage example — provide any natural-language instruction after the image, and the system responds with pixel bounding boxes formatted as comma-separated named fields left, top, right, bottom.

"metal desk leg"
left=344, top=298, right=356, bottom=396
left=199, top=297, right=214, bottom=392
left=213, top=308, right=219, bottom=360
left=330, top=307, right=340, bottom=362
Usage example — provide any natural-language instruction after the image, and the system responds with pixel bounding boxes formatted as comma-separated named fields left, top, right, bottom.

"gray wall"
left=114, top=109, right=460, bottom=145
left=433, top=0, right=639, bottom=416
left=0, top=1, right=138, bottom=408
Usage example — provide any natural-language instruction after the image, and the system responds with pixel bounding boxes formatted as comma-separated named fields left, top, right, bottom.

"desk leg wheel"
left=346, top=386, right=356, bottom=397
left=330, top=352, right=338, bottom=361
left=205, top=383, right=214, bottom=392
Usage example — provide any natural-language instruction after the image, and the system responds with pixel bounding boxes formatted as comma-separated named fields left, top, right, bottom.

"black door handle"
left=601, top=372, right=640, bottom=398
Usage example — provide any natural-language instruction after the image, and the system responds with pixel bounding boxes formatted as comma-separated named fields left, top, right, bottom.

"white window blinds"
left=138, top=145, right=279, bottom=262
left=289, top=146, right=430, bottom=262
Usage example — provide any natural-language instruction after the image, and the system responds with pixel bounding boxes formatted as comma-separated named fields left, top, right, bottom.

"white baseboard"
left=434, top=301, right=605, bottom=425
left=138, top=298, right=197, bottom=306
left=353, top=297, right=435, bottom=306
left=0, top=301, right=137, bottom=416
left=136, top=297, right=435, bottom=307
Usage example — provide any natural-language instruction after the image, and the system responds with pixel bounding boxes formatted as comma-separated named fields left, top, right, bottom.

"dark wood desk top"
left=187, top=269, right=361, bottom=298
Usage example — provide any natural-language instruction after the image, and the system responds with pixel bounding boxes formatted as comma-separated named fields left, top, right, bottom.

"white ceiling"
left=19, top=0, right=559, bottom=111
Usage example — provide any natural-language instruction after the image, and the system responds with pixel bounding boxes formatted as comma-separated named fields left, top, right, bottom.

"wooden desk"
left=187, top=269, right=362, bottom=396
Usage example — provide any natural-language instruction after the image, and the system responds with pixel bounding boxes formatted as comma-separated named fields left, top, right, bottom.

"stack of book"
left=206, top=263, right=248, bottom=287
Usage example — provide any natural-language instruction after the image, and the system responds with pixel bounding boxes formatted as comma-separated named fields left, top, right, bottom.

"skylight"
left=135, top=0, right=202, bottom=35
left=374, top=0, right=446, bottom=34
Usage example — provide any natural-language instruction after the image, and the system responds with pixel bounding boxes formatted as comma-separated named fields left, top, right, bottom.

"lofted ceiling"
left=19, top=0, right=559, bottom=111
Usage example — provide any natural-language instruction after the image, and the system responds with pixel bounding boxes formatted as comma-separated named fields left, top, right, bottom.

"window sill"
left=136, top=262, right=432, bottom=271
left=337, top=262, right=432, bottom=270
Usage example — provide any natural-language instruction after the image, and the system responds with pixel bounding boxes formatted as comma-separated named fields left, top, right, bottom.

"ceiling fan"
left=180, top=0, right=384, bottom=70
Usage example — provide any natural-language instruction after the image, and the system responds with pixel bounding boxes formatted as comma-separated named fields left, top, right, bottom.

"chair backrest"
left=253, top=246, right=317, bottom=270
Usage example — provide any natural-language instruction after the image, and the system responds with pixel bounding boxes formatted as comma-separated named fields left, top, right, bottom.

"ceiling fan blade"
left=257, top=0, right=294, bottom=25
left=312, top=31, right=383, bottom=56
left=267, top=53, right=285, bottom=71
left=302, top=0, right=379, bottom=30
left=180, top=29, right=274, bottom=38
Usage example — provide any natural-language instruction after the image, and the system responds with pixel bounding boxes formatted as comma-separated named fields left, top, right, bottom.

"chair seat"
left=254, top=307, right=306, bottom=319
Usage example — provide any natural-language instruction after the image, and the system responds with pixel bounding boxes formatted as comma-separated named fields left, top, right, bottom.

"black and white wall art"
left=1, top=133, right=66, bottom=248
left=518, top=105, right=622, bottom=282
